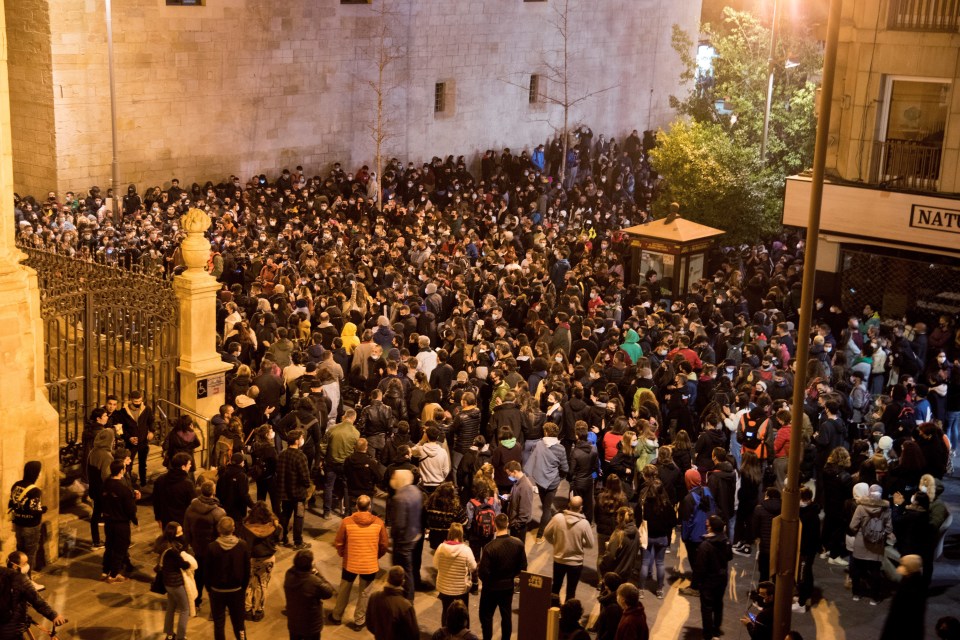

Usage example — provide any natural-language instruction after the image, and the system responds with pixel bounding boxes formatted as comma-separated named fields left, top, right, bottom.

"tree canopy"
left=651, top=8, right=822, bottom=242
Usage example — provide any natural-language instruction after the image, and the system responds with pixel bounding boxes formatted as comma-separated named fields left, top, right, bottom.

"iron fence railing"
left=888, top=0, right=960, bottom=32
left=872, top=138, right=943, bottom=192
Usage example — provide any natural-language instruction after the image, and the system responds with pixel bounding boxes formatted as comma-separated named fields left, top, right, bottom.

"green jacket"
left=620, top=329, right=643, bottom=364
left=326, top=420, right=360, bottom=464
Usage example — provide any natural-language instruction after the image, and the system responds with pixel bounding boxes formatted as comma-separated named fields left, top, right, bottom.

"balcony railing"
left=872, top=138, right=943, bottom=192
left=888, top=0, right=960, bottom=32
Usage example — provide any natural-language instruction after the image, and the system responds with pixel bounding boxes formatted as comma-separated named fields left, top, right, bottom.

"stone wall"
left=7, top=0, right=700, bottom=196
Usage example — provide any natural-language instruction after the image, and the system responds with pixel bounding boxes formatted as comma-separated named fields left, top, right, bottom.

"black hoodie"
left=707, top=462, right=737, bottom=521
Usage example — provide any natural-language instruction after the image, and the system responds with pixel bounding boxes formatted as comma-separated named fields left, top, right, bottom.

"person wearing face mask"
left=0, top=550, right=67, bottom=637
left=276, top=429, right=312, bottom=550
left=7, top=461, right=47, bottom=583
left=114, top=390, right=155, bottom=486
left=250, top=424, right=280, bottom=514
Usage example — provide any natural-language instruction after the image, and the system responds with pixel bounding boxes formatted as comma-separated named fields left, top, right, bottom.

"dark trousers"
left=700, top=583, right=725, bottom=638
left=14, top=524, right=41, bottom=576
left=479, top=588, right=514, bottom=640
left=210, top=589, right=246, bottom=640
left=850, top=558, right=881, bottom=599
left=256, top=478, right=279, bottom=515
left=536, top=485, right=558, bottom=537
left=551, top=562, right=583, bottom=602
left=684, top=541, right=701, bottom=589
left=90, top=492, right=103, bottom=545
left=570, top=480, right=594, bottom=523
left=103, top=521, right=130, bottom=578
left=412, top=534, right=425, bottom=589
left=392, top=544, right=416, bottom=602
left=195, top=557, right=207, bottom=605
left=130, top=445, right=150, bottom=485
left=323, top=462, right=345, bottom=514
left=439, top=592, right=469, bottom=627
left=758, top=547, right=771, bottom=582
left=280, top=499, right=305, bottom=545
left=797, top=552, right=815, bottom=605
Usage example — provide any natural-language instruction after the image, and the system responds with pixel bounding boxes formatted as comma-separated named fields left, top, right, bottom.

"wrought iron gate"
left=19, top=246, right=180, bottom=463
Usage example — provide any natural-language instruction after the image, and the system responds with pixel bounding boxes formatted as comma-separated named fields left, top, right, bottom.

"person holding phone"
left=741, top=580, right=775, bottom=640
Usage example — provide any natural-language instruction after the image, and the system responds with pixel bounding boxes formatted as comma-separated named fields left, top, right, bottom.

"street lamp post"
left=760, top=0, right=781, bottom=163
left=772, top=0, right=843, bottom=638
left=105, top=0, right=120, bottom=223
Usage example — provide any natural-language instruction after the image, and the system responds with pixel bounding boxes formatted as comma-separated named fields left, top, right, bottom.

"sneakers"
left=639, top=589, right=645, bottom=599
left=32, top=581, right=45, bottom=592
left=869, top=599, right=879, bottom=606
left=792, top=602, right=807, bottom=613
left=91, top=542, right=105, bottom=550
left=819, top=551, right=830, bottom=560
left=107, top=575, right=128, bottom=584
left=828, top=557, right=850, bottom=567
left=293, top=542, right=310, bottom=550
left=656, top=590, right=665, bottom=600
left=852, top=595, right=861, bottom=602
left=678, top=587, right=700, bottom=597
left=733, top=544, right=752, bottom=557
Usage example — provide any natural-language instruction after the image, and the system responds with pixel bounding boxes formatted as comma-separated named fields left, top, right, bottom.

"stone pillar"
left=173, top=209, right=231, bottom=469
left=0, top=0, right=62, bottom=562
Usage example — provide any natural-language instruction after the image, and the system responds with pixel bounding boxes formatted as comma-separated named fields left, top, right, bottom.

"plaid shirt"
left=276, top=447, right=310, bottom=502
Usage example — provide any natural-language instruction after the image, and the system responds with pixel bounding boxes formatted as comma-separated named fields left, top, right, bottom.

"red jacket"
left=774, top=424, right=792, bottom=459
left=615, top=605, right=650, bottom=640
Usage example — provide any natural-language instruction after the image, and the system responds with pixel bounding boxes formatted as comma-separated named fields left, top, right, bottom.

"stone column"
left=0, top=0, right=62, bottom=562
left=173, top=209, right=231, bottom=469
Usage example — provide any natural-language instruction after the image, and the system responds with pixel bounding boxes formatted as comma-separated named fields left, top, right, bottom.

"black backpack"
left=470, top=498, right=496, bottom=541
left=738, top=414, right=762, bottom=449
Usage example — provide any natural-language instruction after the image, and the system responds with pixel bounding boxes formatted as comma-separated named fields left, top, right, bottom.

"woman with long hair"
left=595, top=473, right=628, bottom=559
left=598, top=506, right=640, bottom=584
left=637, top=478, right=677, bottom=598
left=671, top=429, right=693, bottom=472
left=156, top=521, right=198, bottom=640
left=733, top=451, right=763, bottom=554
left=424, top=482, right=466, bottom=550
left=821, top=447, right=853, bottom=563
left=240, top=501, right=280, bottom=622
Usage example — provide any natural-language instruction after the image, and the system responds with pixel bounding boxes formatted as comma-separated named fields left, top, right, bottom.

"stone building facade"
left=6, top=0, right=700, bottom=196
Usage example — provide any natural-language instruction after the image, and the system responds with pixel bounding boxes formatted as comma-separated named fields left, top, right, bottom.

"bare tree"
left=362, top=0, right=406, bottom=210
left=505, top=0, right=617, bottom=184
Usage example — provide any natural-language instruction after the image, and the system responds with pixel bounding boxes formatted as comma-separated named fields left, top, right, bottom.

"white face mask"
left=555, top=356, right=563, bottom=363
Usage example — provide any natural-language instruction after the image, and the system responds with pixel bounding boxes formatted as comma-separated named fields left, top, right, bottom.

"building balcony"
left=888, top=0, right=960, bottom=32
left=871, top=138, right=943, bottom=193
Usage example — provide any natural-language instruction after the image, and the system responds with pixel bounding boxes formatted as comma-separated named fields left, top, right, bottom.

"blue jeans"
left=641, top=535, right=669, bottom=590
left=165, top=584, right=191, bottom=639
left=730, top=436, right=742, bottom=467
left=324, top=462, right=345, bottom=515
left=946, top=411, right=960, bottom=451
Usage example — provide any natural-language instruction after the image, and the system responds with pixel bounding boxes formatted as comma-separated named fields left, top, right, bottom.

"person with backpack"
left=543, top=495, right=595, bottom=603
left=216, top=453, right=255, bottom=524
left=848, top=483, right=893, bottom=605
left=849, top=370, right=873, bottom=425
left=679, top=469, right=715, bottom=597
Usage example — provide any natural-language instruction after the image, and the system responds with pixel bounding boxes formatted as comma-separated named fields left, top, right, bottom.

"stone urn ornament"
left=179, top=208, right=212, bottom=273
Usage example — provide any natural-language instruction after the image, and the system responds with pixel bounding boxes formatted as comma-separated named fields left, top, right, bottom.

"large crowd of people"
left=7, top=125, right=960, bottom=640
